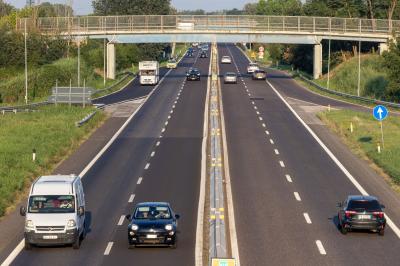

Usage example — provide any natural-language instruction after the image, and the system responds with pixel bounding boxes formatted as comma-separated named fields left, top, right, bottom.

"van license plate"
left=358, top=215, right=371, bottom=220
left=43, top=235, right=58, bottom=239
left=146, top=234, right=157, bottom=239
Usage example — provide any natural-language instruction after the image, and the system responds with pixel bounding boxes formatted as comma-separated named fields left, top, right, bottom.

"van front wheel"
left=72, top=235, right=81, bottom=249
left=24, top=239, right=32, bottom=250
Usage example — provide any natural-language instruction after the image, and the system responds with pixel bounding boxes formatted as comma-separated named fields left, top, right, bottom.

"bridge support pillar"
left=313, top=43, right=322, bottom=79
left=107, top=42, right=116, bottom=80
left=379, top=43, right=389, bottom=55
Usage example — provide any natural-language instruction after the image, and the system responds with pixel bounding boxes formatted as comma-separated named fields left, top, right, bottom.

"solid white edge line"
left=223, top=44, right=241, bottom=266
left=137, top=177, right=143, bottom=184
left=315, top=240, right=327, bottom=255
left=285, top=174, right=293, bottom=183
left=104, top=242, right=114, bottom=256
left=128, top=194, right=135, bottom=203
left=1, top=52, right=184, bottom=266
left=266, top=79, right=400, bottom=239
left=303, top=213, right=312, bottom=224
left=294, top=192, right=301, bottom=201
left=195, top=48, right=212, bottom=266
left=117, top=215, right=125, bottom=226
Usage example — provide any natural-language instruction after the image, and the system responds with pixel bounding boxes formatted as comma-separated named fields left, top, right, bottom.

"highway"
left=2, top=43, right=400, bottom=266
left=5, top=49, right=209, bottom=266
left=219, top=43, right=400, bottom=265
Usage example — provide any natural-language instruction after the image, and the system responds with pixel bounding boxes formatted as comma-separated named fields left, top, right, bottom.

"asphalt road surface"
left=7, top=49, right=209, bottom=266
left=219, top=43, right=400, bottom=266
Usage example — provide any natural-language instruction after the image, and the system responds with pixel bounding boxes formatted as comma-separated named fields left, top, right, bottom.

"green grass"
left=319, top=109, right=400, bottom=184
left=314, top=54, right=388, bottom=98
left=0, top=105, right=106, bottom=216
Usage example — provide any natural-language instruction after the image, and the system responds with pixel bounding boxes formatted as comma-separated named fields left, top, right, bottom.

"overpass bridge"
left=17, top=15, right=400, bottom=79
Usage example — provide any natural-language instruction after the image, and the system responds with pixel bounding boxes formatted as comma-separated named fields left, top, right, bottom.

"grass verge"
left=318, top=109, right=400, bottom=186
left=0, top=105, right=107, bottom=217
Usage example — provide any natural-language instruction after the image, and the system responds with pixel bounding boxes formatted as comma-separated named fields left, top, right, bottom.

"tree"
left=243, top=3, right=258, bottom=15
left=92, top=0, right=172, bottom=15
left=382, top=38, right=400, bottom=102
left=0, top=0, right=14, bottom=17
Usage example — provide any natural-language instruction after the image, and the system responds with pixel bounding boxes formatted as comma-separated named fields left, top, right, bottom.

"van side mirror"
left=125, top=214, right=131, bottom=221
left=381, top=204, right=386, bottom=209
left=78, top=206, right=85, bottom=216
left=20, top=206, right=26, bottom=216
left=337, top=202, right=342, bottom=208
left=175, top=214, right=180, bottom=220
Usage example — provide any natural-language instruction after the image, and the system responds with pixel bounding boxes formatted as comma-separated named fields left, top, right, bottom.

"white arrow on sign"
left=377, top=107, right=384, bottom=120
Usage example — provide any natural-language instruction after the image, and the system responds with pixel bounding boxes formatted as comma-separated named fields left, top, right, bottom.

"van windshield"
left=141, top=70, right=155, bottom=76
left=28, top=195, right=75, bottom=213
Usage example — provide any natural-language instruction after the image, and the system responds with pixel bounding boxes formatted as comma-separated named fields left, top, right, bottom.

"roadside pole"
left=78, top=36, right=81, bottom=88
left=357, top=40, right=361, bottom=97
left=24, top=19, right=28, bottom=105
left=373, top=105, right=388, bottom=150
left=327, top=38, right=331, bottom=90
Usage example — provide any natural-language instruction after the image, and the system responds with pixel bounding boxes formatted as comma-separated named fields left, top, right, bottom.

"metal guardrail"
left=0, top=101, right=50, bottom=112
left=75, top=110, right=97, bottom=127
left=296, top=73, right=400, bottom=108
left=16, top=15, right=400, bottom=37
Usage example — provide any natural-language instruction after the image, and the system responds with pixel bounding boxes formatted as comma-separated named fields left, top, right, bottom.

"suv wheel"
left=378, top=228, right=385, bottom=236
left=340, top=225, right=348, bottom=235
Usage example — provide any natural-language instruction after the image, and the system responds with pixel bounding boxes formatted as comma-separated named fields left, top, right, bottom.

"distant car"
left=200, top=51, right=208, bottom=58
left=224, top=72, right=238, bottom=84
left=337, top=195, right=386, bottom=235
left=186, top=68, right=201, bottom=81
left=247, top=62, right=259, bottom=73
left=192, top=43, right=199, bottom=47
left=221, top=56, right=232, bottom=64
left=252, top=70, right=267, bottom=80
left=126, top=202, right=180, bottom=248
left=166, top=59, right=177, bottom=69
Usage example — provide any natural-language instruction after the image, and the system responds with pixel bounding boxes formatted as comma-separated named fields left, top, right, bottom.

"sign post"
left=372, top=105, right=388, bottom=149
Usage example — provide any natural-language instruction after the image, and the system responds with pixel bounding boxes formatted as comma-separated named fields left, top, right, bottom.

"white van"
left=139, top=61, right=160, bottom=85
left=20, top=175, right=86, bottom=249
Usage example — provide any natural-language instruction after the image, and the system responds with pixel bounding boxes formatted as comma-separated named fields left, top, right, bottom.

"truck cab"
left=20, top=175, right=86, bottom=249
left=139, top=61, right=160, bottom=85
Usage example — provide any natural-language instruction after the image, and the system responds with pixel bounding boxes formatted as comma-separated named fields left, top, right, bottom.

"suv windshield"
left=348, top=200, right=381, bottom=211
left=28, top=195, right=75, bottom=213
left=134, top=206, right=171, bottom=219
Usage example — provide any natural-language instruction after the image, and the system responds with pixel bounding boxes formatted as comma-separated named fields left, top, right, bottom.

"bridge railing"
left=16, top=15, right=400, bottom=36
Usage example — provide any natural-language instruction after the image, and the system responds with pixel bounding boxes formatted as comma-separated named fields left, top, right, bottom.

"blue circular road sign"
left=373, top=105, right=388, bottom=121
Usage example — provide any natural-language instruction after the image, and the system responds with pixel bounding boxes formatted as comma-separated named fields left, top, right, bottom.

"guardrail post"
left=55, top=80, right=58, bottom=106
left=344, top=18, right=347, bottom=33
left=283, top=16, right=285, bottom=31
left=83, top=79, right=86, bottom=108
left=298, top=16, right=300, bottom=32
left=161, top=15, right=163, bottom=31
left=69, top=79, right=72, bottom=107
left=329, top=17, right=332, bottom=32
left=359, top=19, right=362, bottom=33
left=267, top=16, right=270, bottom=31
left=313, top=17, right=315, bottom=32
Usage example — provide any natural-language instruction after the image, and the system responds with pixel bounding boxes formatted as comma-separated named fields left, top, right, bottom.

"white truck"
left=20, top=175, right=86, bottom=249
left=139, top=61, right=159, bottom=85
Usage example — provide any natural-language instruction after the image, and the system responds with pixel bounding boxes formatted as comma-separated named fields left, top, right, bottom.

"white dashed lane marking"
left=303, top=213, right=312, bottom=224
left=316, top=240, right=327, bottom=255
left=274, top=149, right=279, bottom=155
left=262, top=123, right=266, bottom=128
left=150, top=151, right=155, bottom=157
left=144, top=163, right=150, bottom=170
left=265, top=131, right=270, bottom=135
left=165, top=121, right=169, bottom=126
left=104, top=242, right=114, bottom=255
left=285, top=174, right=292, bottom=183
left=156, top=141, right=161, bottom=147
left=137, top=177, right=143, bottom=184
left=128, top=194, right=135, bottom=203
left=294, top=192, right=301, bottom=201
left=269, top=139, right=274, bottom=144
left=279, top=161, right=285, bottom=167
left=258, top=117, right=263, bottom=121
left=256, top=111, right=260, bottom=115
left=161, top=128, right=166, bottom=133
left=117, top=215, right=125, bottom=226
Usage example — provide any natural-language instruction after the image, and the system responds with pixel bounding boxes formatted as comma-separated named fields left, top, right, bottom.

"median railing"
left=17, top=15, right=400, bottom=36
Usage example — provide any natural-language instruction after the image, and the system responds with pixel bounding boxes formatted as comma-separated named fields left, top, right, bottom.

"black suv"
left=186, top=68, right=201, bottom=81
left=337, top=195, right=386, bottom=235
left=126, top=202, right=180, bottom=248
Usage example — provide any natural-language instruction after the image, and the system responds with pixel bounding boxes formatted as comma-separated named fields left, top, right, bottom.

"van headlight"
left=25, top=220, right=34, bottom=229
left=165, top=224, right=173, bottom=231
left=131, top=224, right=139, bottom=231
left=67, top=219, right=76, bottom=228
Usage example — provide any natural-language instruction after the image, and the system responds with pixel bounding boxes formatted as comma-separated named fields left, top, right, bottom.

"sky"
left=4, top=0, right=259, bottom=15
